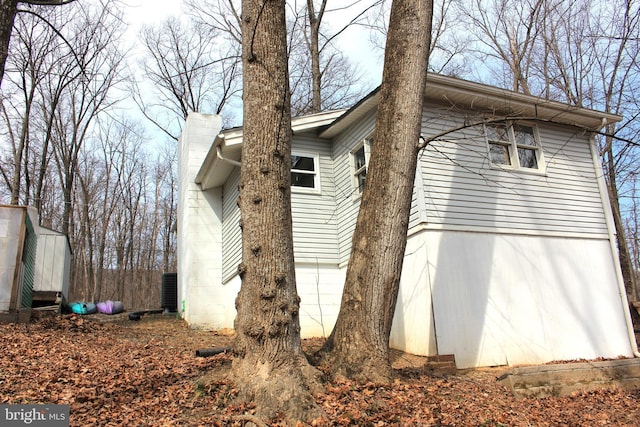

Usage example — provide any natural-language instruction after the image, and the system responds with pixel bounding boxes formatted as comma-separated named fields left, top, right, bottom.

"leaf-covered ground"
left=1, top=314, right=639, bottom=426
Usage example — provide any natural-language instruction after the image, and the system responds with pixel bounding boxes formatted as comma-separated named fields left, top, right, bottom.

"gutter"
left=213, top=134, right=241, bottom=167
left=194, top=133, right=241, bottom=187
left=590, top=117, right=640, bottom=358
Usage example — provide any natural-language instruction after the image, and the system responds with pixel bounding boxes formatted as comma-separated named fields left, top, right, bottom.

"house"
left=177, top=73, right=638, bottom=369
left=0, top=205, right=71, bottom=322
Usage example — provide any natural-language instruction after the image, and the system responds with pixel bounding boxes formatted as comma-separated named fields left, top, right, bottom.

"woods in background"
left=1, top=0, right=639, bottom=308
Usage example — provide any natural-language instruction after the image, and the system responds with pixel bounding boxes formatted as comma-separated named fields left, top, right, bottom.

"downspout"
left=213, top=134, right=241, bottom=167
left=590, top=118, right=640, bottom=357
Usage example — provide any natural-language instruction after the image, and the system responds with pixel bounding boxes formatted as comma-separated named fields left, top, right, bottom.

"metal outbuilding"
left=0, top=205, right=39, bottom=322
left=0, top=205, right=71, bottom=322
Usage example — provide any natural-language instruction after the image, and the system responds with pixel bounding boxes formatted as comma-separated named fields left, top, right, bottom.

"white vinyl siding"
left=419, top=107, right=608, bottom=237
left=291, top=136, right=340, bottom=264
left=332, top=109, right=423, bottom=265
left=333, top=111, right=375, bottom=264
left=222, top=136, right=340, bottom=281
left=222, top=168, right=242, bottom=282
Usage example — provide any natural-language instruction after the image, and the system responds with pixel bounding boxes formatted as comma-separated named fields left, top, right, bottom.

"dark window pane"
left=354, top=146, right=366, bottom=170
left=489, top=143, right=511, bottom=165
left=356, top=170, right=366, bottom=193
left=487, top=124, right=508, bottom=141
left=514, top=125, right=536, bottom=146
left=292, top=172, right=315, bottom=188
left=292, top=156, right=315, bottom=171
left=518, top=148, right=538, bottom=168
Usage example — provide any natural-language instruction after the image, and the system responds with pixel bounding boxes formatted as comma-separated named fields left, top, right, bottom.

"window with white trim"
left=351, top=137, right=372, bottom=195
left=486, top=122, right=544, bottom=171
left=291, top=153, right=319, bottom=190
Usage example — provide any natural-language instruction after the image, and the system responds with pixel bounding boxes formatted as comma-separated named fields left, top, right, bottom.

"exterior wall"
left=332, top=110, right=376, bottom=265
left=33, top=228, right=71, bottom=297
left=206, top=264, right=346, bottom=337
left=221, top=167, right=241, bottom=283
left=389, top=231, right=437, bottom=357
left=177, top=113, right=224, bottom=327
left=221, top=135, right=340, bottom=282
left=0, top=207, right=26, bottom=311
left=0, top=206, right=39, bottom=312
left=294, top=263, right=345, bottom=337
left=291, top=135, right=340, bottom=264
left=182, top=102, right=633, bottom=369
left=419, top=107, right=609, bottom=237
left=405, top=104, right=633, bottom=367
left=424, top=230, right=632, bottom=368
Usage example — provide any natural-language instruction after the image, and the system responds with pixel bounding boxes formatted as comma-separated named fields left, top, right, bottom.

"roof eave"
left=195, top=110, right=347, bottom=190
left=320, top=74, right=622, bottom=138
left=423, top=73, right=622, bottom=130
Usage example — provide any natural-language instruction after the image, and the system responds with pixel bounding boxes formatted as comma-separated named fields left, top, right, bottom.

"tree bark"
left=0, top=0, right=17, bottom=87
left=233, top=0, right=322, bottom=422
left=321, top=0, right=433, bottom=382
left=306, top=0, right=325, bottom=113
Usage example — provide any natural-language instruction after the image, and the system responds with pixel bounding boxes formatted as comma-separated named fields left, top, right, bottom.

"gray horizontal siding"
left=291, top=136, right=340, bottom=264
left=332, top=109, right=423, bottom=264
left=222, top=168, right=242, bottom=281
left=419, top=108, right=608, bottom=236
left=222, top=103, right=609, bottom=279
left=333, top=110, right=376, bottom=264
left=222, top=136, right=340, bottom=281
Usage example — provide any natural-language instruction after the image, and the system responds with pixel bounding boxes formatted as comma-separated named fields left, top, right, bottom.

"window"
left=351, top=138, right=372, bottom=195
left=486, top=122, right=544, bottom=171
left=291, top=153, right=318, bottom=190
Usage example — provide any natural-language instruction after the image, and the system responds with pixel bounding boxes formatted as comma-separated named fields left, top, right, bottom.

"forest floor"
left=1, top=313, right=640, bottom=426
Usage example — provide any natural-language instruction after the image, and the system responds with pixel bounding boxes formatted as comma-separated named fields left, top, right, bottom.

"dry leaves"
left=1, top=315, right=639, bottom=426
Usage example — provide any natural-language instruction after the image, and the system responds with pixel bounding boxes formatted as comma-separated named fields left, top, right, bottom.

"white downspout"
left=213, top=134, right=242, bottom=167
left=590, top=118, right=640, bottom=358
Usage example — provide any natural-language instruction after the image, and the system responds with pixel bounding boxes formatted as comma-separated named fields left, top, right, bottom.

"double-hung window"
left=351, top=137, right=372, bottom=195
left=486, top=122, right=544, bottom=172
left=291, top=153, right=319, bottom=191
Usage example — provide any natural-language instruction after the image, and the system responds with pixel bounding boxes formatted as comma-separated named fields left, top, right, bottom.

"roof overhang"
left=320, top=73, right=622, bottom=139
left=195, top=109, right=346, bottom=190
left=196, top=73, right=622, bottom=190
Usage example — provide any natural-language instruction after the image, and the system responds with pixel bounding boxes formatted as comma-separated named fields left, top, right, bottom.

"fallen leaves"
left=1, top=315, right=640, bottom=426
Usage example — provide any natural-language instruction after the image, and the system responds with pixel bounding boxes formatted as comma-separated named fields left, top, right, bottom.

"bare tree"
left=367, top=0, right=470, bottom=76
left=452, top=0, right=640, bottom=301
left=0, top=0, right=177, bottom=309
left=185, top=0, right=374, bottom=118
left=288, top=0, right=374, bottom=114
left=0, top=5, right=57, bottom=205
left=534, top=0, right=640, bottom=299
left=46, top=1, right=125, bottom=236
left=320, top=0, right=433, bottom=382
left=135, top=16, right=241, bottom=138
left=0, top=0, right=75, bottom=87
left=454, top=0, right=543, bottom=93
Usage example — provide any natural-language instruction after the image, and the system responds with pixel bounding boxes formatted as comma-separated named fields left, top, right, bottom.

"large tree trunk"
left=321, top=0, right=433, bottom=382
left=0, top=0, right=17, bottom=87
left=232, top=0, right=322, bottom=422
